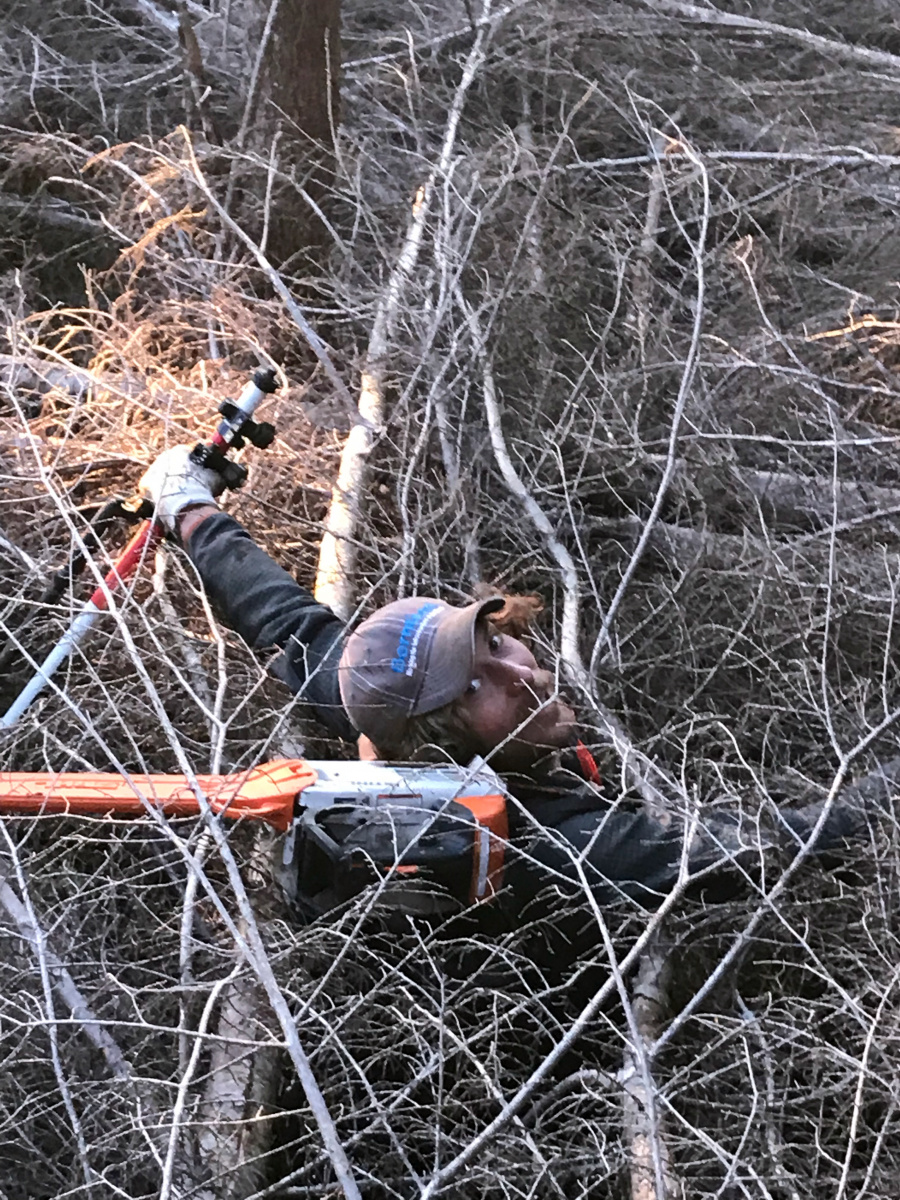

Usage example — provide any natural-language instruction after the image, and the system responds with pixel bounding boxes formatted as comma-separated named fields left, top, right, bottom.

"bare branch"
left=639, top=0, right=900, bottom=75
left=314, top=2, right=497, bottom=620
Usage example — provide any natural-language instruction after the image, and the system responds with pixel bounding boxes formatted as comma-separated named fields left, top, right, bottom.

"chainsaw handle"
left=0, top=758, right=316, bottom=832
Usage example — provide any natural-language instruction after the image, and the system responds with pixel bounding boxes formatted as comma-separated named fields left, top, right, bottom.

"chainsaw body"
left=0, top=758, right=509, bottom=917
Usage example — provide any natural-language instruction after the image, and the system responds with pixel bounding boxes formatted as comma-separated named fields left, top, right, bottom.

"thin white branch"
left=639, top=0, right=900, bottom=75
left=0, top=526, right=39, bottom=573
left=418, top=863, right=691, bottom=1198
left=179, top=131, right=357, bottom=422
left=460, top=287, right=677, bottom=814
left=564, top=148, right=900, bottom=172
left=589, top=143, right=710, bottom=675
left=471, top=301, right=587, bottom=692
left=314, top=1, right=496, bottom=619
left=0, top=831, right=95, bottom=1186
left=234, top=0, right=281, bottom=151
left=118, top=0, right=180, bottom=32
left=654, top=699, right=900, bottom=1058
left=0, top=855, right=132, bottom=1082
left=621, top=934, right=678, bottom=1200
left=14, top=526, right=366, bottom=1200
left=630, top=131, right=669, bottom=357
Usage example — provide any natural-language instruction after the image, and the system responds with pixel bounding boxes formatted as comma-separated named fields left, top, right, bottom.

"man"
left=141, top=446, right=872, bottom=913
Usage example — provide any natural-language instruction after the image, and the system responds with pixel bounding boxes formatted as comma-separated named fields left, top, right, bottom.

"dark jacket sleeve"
left=186, top=513, right=357, bottom=741
left=510, top=793, right=866, bottom=908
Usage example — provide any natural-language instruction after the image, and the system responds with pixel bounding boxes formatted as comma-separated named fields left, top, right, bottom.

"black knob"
left=220, top=460, right=248, bottom=489
left=248, top=421, right=276, bottom=449
left=253, top=367, right=279, bottom=394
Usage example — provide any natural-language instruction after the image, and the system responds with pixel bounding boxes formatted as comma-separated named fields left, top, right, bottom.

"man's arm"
left=512, top=794, right=868, bottom=908
left=140, top=449, right=357, bottom=740
left=183, top=509, right=356, bottom=742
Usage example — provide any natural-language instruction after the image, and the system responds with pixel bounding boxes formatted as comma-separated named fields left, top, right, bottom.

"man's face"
left=454, top=623, right=577, bottom=770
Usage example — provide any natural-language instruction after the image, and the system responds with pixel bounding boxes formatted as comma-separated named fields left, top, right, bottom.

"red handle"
left=87, top=518, right=163, bottom=612
left=0, top=759, right=318, bottom=832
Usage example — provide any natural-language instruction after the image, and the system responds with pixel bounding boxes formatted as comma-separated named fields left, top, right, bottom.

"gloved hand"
left=139, top=445, right=226, bottom=532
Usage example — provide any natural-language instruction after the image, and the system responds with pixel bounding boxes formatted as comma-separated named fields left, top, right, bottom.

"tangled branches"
left=2, top=1, right=900, bottom=1197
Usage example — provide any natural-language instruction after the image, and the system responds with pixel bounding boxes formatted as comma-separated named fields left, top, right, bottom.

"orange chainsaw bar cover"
left=0, top=759, right=317, bottom=833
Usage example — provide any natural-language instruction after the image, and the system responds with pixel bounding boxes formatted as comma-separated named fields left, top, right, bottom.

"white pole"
left=0, top=601, right=103, bottom=728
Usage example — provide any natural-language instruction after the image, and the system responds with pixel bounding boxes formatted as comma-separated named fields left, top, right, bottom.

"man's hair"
left=369, top=596, right=544, bottom=763
left=375, top=696, right=477, bottom=763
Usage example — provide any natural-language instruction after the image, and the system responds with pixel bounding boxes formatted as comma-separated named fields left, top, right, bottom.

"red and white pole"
left=0, top=367, right=278, bottom=730
left=0, top=519, right=163, bottom=728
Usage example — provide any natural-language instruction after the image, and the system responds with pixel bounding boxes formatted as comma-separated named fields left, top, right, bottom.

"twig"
left=460, top=286, right=677, bottom=815
left=233, top=0, right=281, bottom=151
left=0, top=527, right=39, bottom=573
left=621, top=933, right=678, bottom=1200
left=418, top=861, right=691, bottom=1198
left=0, top=192, right=111, bottom=237
left=177, top=830, right=211, bottom=1078
left=567, top=813, right=696, bottom=1200
left=0, top=850, right=132, bottom=1082
left=467, top=296, right=587, bottom=691
left=153, top=546, right=216, bottom=733
left=564, top=148, right=900, bottom=172
left=179, top=130, right=357, bottom=423
left=638, top=0, right=900, bottom=76
left=735, top=994, right=801, bottom=1200
left=630, top=131, right=669, bottom=358
left=120, top=0, right=180, bottom=32
left=47, top=587, right=366, bottom=1200
left=344, top=0, right=526, bottom=70
left=589, top=140, right=710, bottom=677
left=420, top=993, right=568, bottom=1200
left=161, top=964, right=240, bottom=1200
left=524, top=1068, right=616, bottom=1127
left=314, top=2, right=495, bottom=620
left=653, top=700, right=900, bottom=1059
left=0, top=830, right=95, bottom=1186
left=178, top=6, right=221, bottom=145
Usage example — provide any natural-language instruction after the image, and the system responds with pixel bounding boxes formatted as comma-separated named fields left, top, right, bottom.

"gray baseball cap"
left=338, top=595, right=505, bottom=749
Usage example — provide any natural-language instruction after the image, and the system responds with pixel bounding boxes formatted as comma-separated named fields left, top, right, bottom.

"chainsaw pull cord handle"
left=0, top=366, right=280, bottom=729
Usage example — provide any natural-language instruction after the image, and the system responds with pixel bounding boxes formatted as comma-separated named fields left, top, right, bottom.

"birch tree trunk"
left=197, top=951, right=282, bottom=1200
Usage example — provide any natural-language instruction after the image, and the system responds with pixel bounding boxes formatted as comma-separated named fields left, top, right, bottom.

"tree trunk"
left=245, top=0, right=341, bottom=265
left=194, top=0, right=341, bottom=265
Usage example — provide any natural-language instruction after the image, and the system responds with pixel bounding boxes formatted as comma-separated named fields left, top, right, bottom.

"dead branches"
left=621, top=938, right=678, bottom=1200
left=313, top=1, right=498, bottom=620
left=589, top=141, right=711, bottom=679
left=5, top=1, right=900, bottom=1197
left=0, top=840, right=132, bottom=1084
left=639, top=0, right=900, bottom=75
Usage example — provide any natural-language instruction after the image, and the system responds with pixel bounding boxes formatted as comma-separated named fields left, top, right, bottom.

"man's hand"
left=139, top=445, right=226, bottom=533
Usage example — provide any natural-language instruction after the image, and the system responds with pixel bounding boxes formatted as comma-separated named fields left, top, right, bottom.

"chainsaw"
left=0, top=757, right=509, bottom=917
